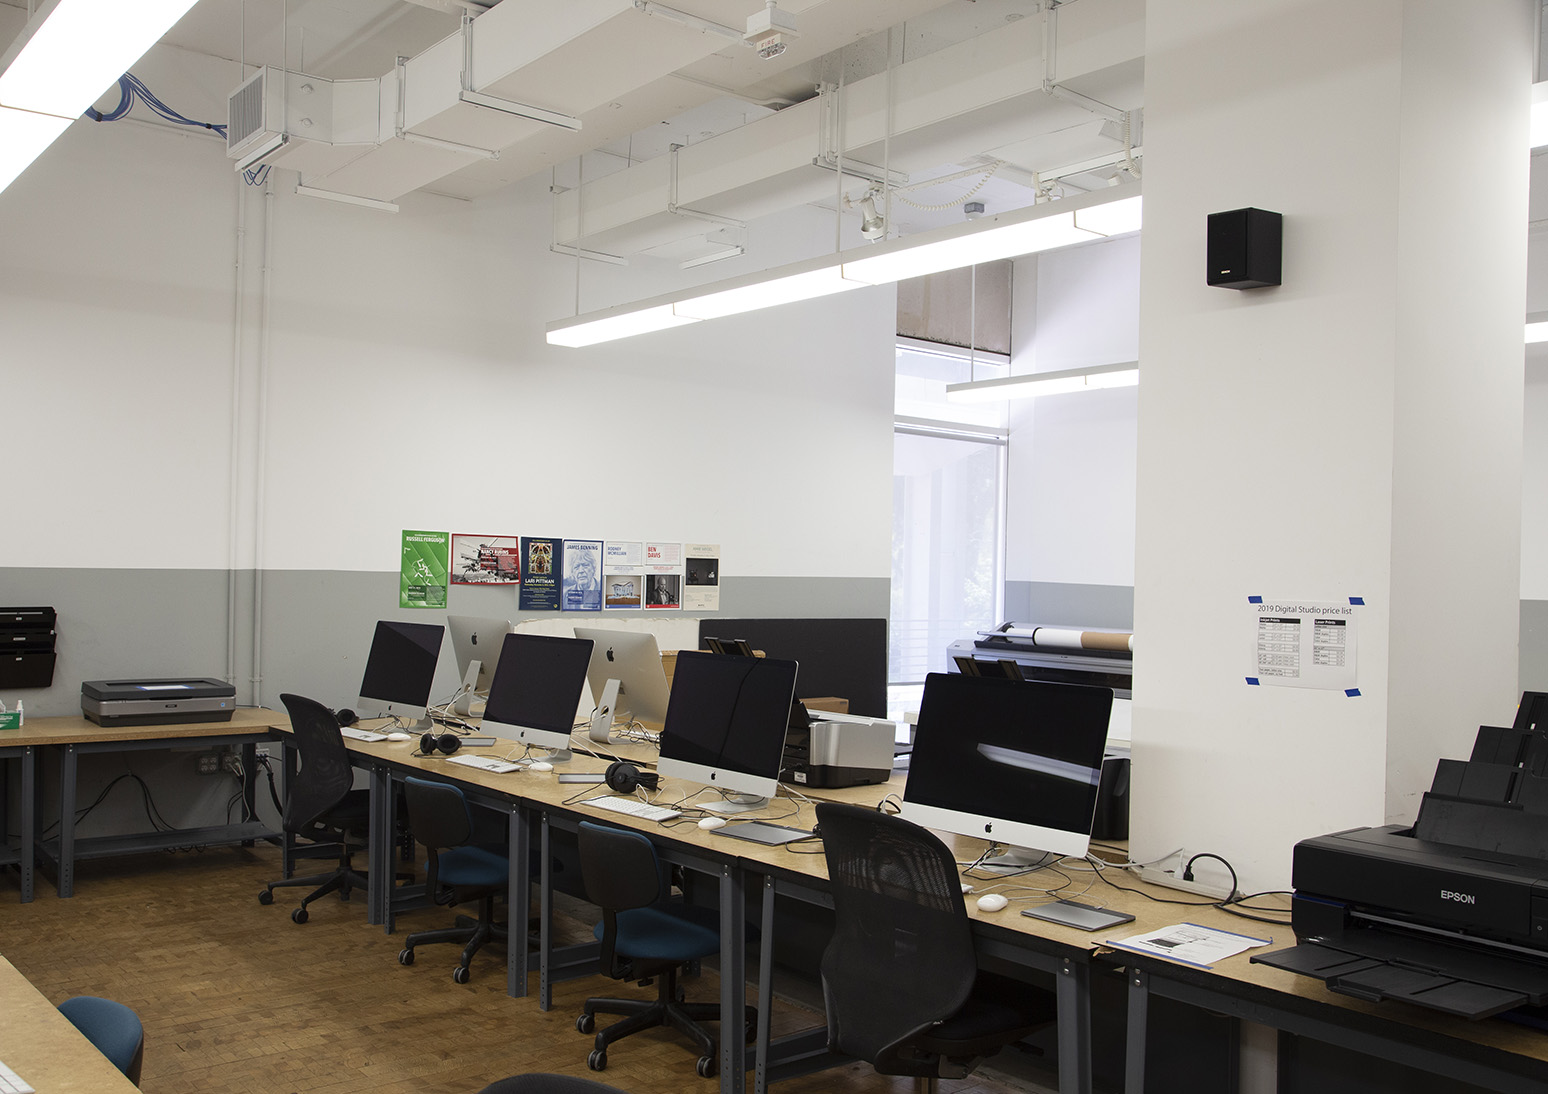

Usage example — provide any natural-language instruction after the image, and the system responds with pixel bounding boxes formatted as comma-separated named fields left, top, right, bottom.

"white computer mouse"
left=385, top=732, right=412, bottom=742
left=698, top=816, right=728, bottom=831
left=975, top=893, right=1009, bottom=913
left=528, top=761, right=554, bottom=773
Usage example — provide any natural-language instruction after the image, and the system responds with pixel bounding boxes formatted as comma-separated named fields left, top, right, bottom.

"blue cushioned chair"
left=58, top=995, right=144, bottom=1086
left=397, top=776, right=510, bottom=984
left=575, top=820, right=740, bottom=1078
left=477, top=1075, right=627, bottom=1094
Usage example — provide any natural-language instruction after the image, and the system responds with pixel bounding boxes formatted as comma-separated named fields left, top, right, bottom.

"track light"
left=859, top=191, right=886, bottom=241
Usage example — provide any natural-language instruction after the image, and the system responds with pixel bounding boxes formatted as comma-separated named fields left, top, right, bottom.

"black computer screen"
left=660, top=651, right=797, bottom=778
left=482, top=633, right=594, bottom=734
left=358, top=620, right=444, bottom=706
left=905, top=672, right=1113, bottom=838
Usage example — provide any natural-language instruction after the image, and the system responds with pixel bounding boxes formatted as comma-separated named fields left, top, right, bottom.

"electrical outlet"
left=196, top=752, right=222, bottom=775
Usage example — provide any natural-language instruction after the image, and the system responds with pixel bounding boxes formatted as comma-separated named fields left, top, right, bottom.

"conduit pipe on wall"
left=250, top=177, right=275, bottom=708
left=226, top=175, right=247, bottom=697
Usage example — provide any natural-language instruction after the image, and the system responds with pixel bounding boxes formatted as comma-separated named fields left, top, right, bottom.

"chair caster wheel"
left=258, top=890, right=274, bottom=905
left=398, top=949, right=414, bottom=966
left=587, top=1049, right=607, bottom=1071
left=576, top=1013, right=595, bottom=1034
left=291, top=907, right=308, bottom=924
left=696, top=1055, right=716, bottom=1078
left=452, top=966, right=470, bottom=985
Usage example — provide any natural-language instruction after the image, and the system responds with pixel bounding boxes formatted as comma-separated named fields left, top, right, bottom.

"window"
left=890, top=339, right=1008, bottom=717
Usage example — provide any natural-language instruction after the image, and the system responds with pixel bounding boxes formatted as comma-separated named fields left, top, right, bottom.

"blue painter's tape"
left=1246, top=677, right=1260, bottom=686
left=1349, top=596, right=1365, bottom=606
left=1248, top=595, right=1263, bottom=604
left=1346, top=688, right=1361, bottom=697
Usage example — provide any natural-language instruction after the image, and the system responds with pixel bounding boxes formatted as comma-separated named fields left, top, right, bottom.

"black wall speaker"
left=1207, top=207, right=1282, bottom=290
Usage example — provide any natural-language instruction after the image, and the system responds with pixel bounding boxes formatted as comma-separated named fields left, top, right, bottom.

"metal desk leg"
left=539, top=812, right=554, bottom=1010
left=369, top=762, right=393, bottom=928
left=720, top=861, right=746, bottom=1094
left=281, top=743, right=298, bottom=879
left=1057, top=957, right=1093, bottom=1094
left=239, top=742, right=259, bottom=836
left=508, top=803, right=530, bottom=999
left=57, top=744, right=77, bottom=898
left=1126, top=967, right=1148, bottom=1094
left=754, top=873, right=776, bottom=1094
left=18, top=747, right=34, bottom=903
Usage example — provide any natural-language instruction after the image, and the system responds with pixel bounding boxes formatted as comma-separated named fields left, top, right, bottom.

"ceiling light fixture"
left=1533, top=82, right=1548, bottom=149
left=945, top=361, right=1139, bottom=403
left=0, top=0, right=201, bottom=196
left=1526, top=315, right=1548, bottom=344
left=546, top=183, right=1141, bottom=347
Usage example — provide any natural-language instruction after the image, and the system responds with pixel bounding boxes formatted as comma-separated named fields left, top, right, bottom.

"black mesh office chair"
left=258, top=693, right=372, bottom=923
left=397, top=776, right=509, bottom=983
left=574, top=820, right=736, bottom=1077
left=816, top=801, right=1056, bottom=1091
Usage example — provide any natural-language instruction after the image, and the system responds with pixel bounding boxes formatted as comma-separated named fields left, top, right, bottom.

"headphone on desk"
left=333, top=708, right=358, bottom=728
left=605, top=761, right=659, bottom=793
left=419, top=732, right=462, bottom=756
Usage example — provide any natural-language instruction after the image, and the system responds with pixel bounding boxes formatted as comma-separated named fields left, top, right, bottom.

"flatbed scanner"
left=781, top=709, right=895, bottom=789
left=1256, top=691, right=1548, bottom=1019
left=81, top=678, right=236, bottom=726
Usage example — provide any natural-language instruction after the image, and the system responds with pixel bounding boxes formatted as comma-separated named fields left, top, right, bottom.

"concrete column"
left=1131, top=0, right=1532, bottom=889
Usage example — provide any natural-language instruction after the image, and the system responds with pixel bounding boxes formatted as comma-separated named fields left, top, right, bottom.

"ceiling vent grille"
left=227, top=70, right=267, bottom=155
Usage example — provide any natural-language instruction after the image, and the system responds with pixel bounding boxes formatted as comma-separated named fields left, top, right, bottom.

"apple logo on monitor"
left=606, top=648, right=616, bottom=662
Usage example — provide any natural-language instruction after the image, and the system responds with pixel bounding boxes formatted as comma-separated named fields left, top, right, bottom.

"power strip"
left=1134, top=865, right=1234, bottom=901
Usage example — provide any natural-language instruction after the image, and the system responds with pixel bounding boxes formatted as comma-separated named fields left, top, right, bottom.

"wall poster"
left=604, top=541, right=644, bottom=610
left=683, top=543, right=720, bottom=611
left=561, top=539, right=603, bottom=612
left=451, top=534, right=520, bottom=585
left=519, top=536, right=562, bottom=611
left=400, top=529, right=449, bottom=609
left=1247, top=596, right=1361, bottom=694
left=645, top=541, right=683, bottom=610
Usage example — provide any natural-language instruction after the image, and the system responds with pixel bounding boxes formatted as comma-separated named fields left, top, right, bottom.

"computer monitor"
left=656, top=650, right=798, bottom=814
left=572, top=627, right=673, bottom=742
left=357, top=620, right=445, bottom=726
left=901, top=672, right=1113, bottom=865
left=480, top=632, right=595, bottom=760
left=446, top=615, right=515, bottom=716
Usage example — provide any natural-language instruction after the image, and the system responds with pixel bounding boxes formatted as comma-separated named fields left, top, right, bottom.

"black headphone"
left=605, top=761, right=659, bottom=793
left=419, top=732, right=462, bottom=756
left=334, top=708, right=358, bottom=728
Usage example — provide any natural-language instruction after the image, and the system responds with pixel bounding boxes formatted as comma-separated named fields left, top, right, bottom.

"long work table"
left=0, top=953, right=141, bottom=1093
left=3, top=708, right=284, bottom=900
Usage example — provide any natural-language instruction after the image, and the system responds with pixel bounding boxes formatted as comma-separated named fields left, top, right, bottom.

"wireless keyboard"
left=0, top=1059, right=35, bottom=1094
left=587, top=795, right=681, bottom=822
left=340, top=727, right=388, bottom=742
left=446, top=754, right=522, bottom=774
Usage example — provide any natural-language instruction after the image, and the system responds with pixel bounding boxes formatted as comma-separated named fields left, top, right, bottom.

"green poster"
left=400, top=529, right=450, bottom=609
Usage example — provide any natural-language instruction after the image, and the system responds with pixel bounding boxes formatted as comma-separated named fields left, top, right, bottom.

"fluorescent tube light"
left=547, top=304, right=699, bottom=348
left=0, top=106, right=72, bottom=194
left=1527, top=321, right=1548, bottom=344
left=546, top=183, right=1140, bottom=348
left=0, top=0, right=201, bottom=119
left=673, top=264, right=861, bottom=320
left=1533, top=82, right=1548, bottom=149
left=946, top=361, right=1139, bottom=403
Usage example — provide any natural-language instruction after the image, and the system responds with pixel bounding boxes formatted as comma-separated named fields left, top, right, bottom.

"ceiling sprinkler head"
left=746, top=2, right=797, bottom=61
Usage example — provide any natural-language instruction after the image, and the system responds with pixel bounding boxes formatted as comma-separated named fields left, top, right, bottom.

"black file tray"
left=0, top=606, right=56, bottom=688
left=1254, top=927, right=1548, bottom=1019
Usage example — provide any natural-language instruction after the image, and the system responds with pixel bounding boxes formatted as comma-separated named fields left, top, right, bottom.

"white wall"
left=0, top=44, right=896, bottom=586
left=1006, top=236, right=1140, bottom=589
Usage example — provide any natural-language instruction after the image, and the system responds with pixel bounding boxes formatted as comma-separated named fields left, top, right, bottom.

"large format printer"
left=946, top=622, right=1133, bottom=842
left=1256, top=692, right=1548, bottom=1019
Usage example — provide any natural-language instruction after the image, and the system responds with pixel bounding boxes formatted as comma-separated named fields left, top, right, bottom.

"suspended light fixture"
left=0, top=0, right=202, bottom=196
left=547, top=183, right=1141, bottom=347
left=946, top=361, right=1139, bottom=403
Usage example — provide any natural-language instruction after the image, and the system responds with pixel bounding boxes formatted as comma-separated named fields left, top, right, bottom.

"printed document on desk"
left=1105, top=923, right=1273, bottom=969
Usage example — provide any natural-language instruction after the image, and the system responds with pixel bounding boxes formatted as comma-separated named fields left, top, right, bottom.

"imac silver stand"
left=589, top=678, right=621, bottom=743
left=452, top=661, right=483, bottom=718
left=702, top=793, right=768, bottom=816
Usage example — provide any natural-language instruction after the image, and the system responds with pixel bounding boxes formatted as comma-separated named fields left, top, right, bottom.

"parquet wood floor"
left=0, top=847, right=1050, bottom=1094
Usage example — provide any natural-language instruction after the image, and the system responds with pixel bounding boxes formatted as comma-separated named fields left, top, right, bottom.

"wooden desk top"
left=1, top=706, right=284, bottom=746
left=0, top=955, right=141, bottom=1093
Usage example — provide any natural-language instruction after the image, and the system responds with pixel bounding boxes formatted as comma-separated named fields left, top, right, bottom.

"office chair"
left=574, top=820, right=737, bottom=1077
left=476, top=1075, right=628, bottom=1094
left=815, top=801, right=1057, bottom=1092
left=58, top=995, right=144, bottom=1086
left=397, top=776, right=509, bottom=983
left=258, top=693, right=373, bottom=923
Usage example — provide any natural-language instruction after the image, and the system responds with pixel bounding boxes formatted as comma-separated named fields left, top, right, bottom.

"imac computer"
left=446, top=615, right=515, bottom=716
left=902, top=672, right=1113, bottom=865
left=656, top=649, right=798, bottom=814
left=357, top=620, right=446, bottom=726
left=480, top=632, right=596, bottom=761
left=572, top=627, right=672, bottom=742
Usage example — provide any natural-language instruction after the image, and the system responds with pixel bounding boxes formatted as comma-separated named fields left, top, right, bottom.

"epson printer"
left=1256, top=691, right=1548, bottom=1019
left=781, top=706, right=895, bottom=789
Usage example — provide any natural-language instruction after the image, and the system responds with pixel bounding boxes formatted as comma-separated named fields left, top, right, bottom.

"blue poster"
left=561, top=539, right=603, bottom=612
left=518, top=536, right=562, bottom=611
